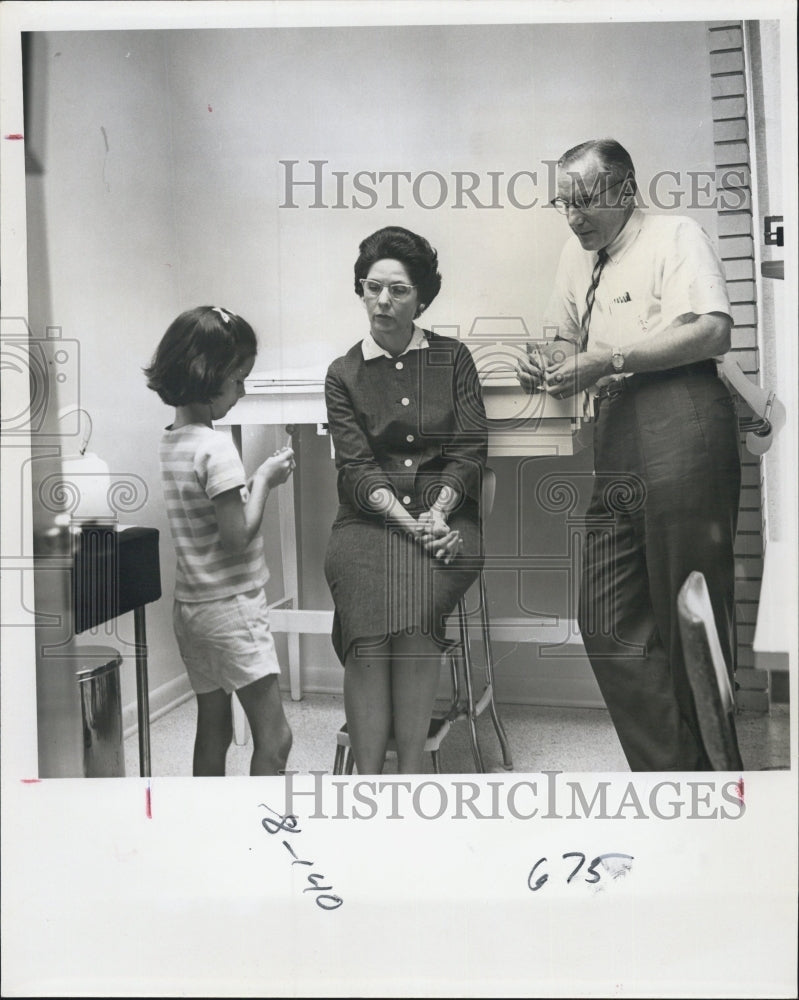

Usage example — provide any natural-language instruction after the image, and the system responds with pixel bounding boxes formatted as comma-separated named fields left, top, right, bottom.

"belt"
left=593, top=359, right=718, bottom=418
left=595, top=359, right=718, bottom=401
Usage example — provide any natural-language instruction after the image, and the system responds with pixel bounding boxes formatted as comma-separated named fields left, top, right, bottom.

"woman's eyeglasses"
left=360, top=278, right=416, bottom=301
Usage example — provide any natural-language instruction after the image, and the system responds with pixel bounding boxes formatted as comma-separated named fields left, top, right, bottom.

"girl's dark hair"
left=353, top=226, right=442, bottom=312
left=144, top=306, right=257, bottom=406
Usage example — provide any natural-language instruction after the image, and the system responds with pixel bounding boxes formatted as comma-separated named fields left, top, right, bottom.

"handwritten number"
left=259, top=803, right=301, bottom=835
left=261, top=803, right=342, bottom=910
left=316, top=894, right=344, bottom=911
left=585, top=856, right=602, bottom=884
left=528, top=851, right=634, bottom=893
left=562, top=851, right=586, bottom=884
left=261, top=813, right=299, bottom=835
left=527, top=857, right=548, bottom=892
left=304, top=873, right=333, bottom=893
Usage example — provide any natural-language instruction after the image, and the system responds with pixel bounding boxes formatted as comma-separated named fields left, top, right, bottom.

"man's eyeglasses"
left=360, top=278, right=416, bottom=301
left=550, top=177, right=627, bottom=216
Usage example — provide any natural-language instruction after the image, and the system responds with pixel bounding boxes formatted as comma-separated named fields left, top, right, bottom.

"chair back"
left=677, top=570, right=743, bottom=770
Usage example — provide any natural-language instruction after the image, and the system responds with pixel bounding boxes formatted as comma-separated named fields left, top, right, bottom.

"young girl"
left=145, top=305, right=295, bottom=776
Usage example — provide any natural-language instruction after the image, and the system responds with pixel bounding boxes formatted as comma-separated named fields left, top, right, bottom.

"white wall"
left=26, top=31, right=184, bottom=719
left=27, top=21, right=722, bottom=715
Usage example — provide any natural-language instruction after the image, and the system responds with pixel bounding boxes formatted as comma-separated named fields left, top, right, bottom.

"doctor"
left=518, top=138, right=742, bottom=771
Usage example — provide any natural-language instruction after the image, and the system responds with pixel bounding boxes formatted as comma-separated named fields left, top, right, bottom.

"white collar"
left=604, top=207, right=645, bottom=263
left=361, top=325, right=429, bottom=360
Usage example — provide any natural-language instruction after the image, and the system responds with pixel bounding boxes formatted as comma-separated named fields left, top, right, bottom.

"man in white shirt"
left=518, top=139, right=742, bottom=771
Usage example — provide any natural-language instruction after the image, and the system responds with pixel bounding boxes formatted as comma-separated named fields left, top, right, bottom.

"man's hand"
left=543, top=348, right=611, bottom=398
left=516, top=350, right=546, bottom=393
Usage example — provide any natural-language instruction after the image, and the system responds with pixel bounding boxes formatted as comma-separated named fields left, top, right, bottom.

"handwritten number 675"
left=527, top=853, right=634, bottom=891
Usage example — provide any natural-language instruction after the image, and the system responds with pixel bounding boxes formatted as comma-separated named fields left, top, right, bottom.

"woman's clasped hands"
left=415, top=508, right=463, bottom=565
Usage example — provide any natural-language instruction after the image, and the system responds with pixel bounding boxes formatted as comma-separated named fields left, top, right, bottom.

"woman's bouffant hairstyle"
left=353, top=226, right=442, bottom=314
left=144, top=306, right=257, bottom=406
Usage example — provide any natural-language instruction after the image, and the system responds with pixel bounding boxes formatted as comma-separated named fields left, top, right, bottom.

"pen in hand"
left=517, top=342, right=545, bottom=391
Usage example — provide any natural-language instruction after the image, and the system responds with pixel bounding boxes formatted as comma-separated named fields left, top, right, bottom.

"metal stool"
left=332, top=469, right=513, bottom=774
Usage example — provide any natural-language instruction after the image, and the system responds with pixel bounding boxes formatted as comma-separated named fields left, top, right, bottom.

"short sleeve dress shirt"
left=543, top=208, right=733, bottom=351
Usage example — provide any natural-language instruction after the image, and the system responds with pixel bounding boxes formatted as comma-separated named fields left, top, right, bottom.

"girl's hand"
left=257, top=447, right=295, bottom=487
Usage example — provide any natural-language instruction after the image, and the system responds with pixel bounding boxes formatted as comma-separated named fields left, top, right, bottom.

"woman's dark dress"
left=324, top=330, right=488, bottom=664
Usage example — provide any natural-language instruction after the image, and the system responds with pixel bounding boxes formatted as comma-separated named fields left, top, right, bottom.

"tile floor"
left=124, top=691, right=792, bottom=777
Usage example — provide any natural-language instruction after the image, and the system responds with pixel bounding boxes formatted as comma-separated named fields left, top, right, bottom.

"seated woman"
left=324, top=226, right=488, bottom=775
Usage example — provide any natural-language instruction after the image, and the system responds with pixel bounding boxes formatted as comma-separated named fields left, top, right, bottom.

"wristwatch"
left=611, top=347, right=625, bottom=373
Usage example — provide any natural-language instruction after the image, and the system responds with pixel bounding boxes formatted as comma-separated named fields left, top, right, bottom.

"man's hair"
left=559, top=138, right=637, bottom=190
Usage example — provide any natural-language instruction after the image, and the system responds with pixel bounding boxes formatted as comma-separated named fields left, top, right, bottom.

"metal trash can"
left=75, top=645, right=126, bottom=778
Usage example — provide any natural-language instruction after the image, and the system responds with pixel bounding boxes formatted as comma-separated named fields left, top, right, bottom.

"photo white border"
left=2, top=2, right=797, bottom=997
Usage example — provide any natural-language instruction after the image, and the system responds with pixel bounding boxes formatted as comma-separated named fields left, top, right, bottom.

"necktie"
left=580, top=248, right=609, bottom=350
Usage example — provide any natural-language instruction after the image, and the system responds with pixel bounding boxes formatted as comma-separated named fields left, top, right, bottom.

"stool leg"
left=479, top=572, right=513, bottom=770
left=446, top=646, right=462, bottom=716
left=431, top=749, right=442, bottom=774
left=345, top=749, right=355, bottom=775
left=333, top=745, right=345, bottom=775
left=487, top=700, right=513, bottom=771
left=134, top=606, right=152, bottom=778
left=459, top=603, right=485, bottom=773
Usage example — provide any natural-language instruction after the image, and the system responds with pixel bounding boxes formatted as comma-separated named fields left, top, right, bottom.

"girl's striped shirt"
left=159, top=424, right=267, bottom=601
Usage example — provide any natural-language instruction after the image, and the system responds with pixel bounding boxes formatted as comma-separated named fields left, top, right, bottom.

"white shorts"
left=173, top=588, right=282, bottom=695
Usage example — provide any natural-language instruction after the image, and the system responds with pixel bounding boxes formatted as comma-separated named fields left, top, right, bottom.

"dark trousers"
left=579, top=369, right=741, bottom=771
